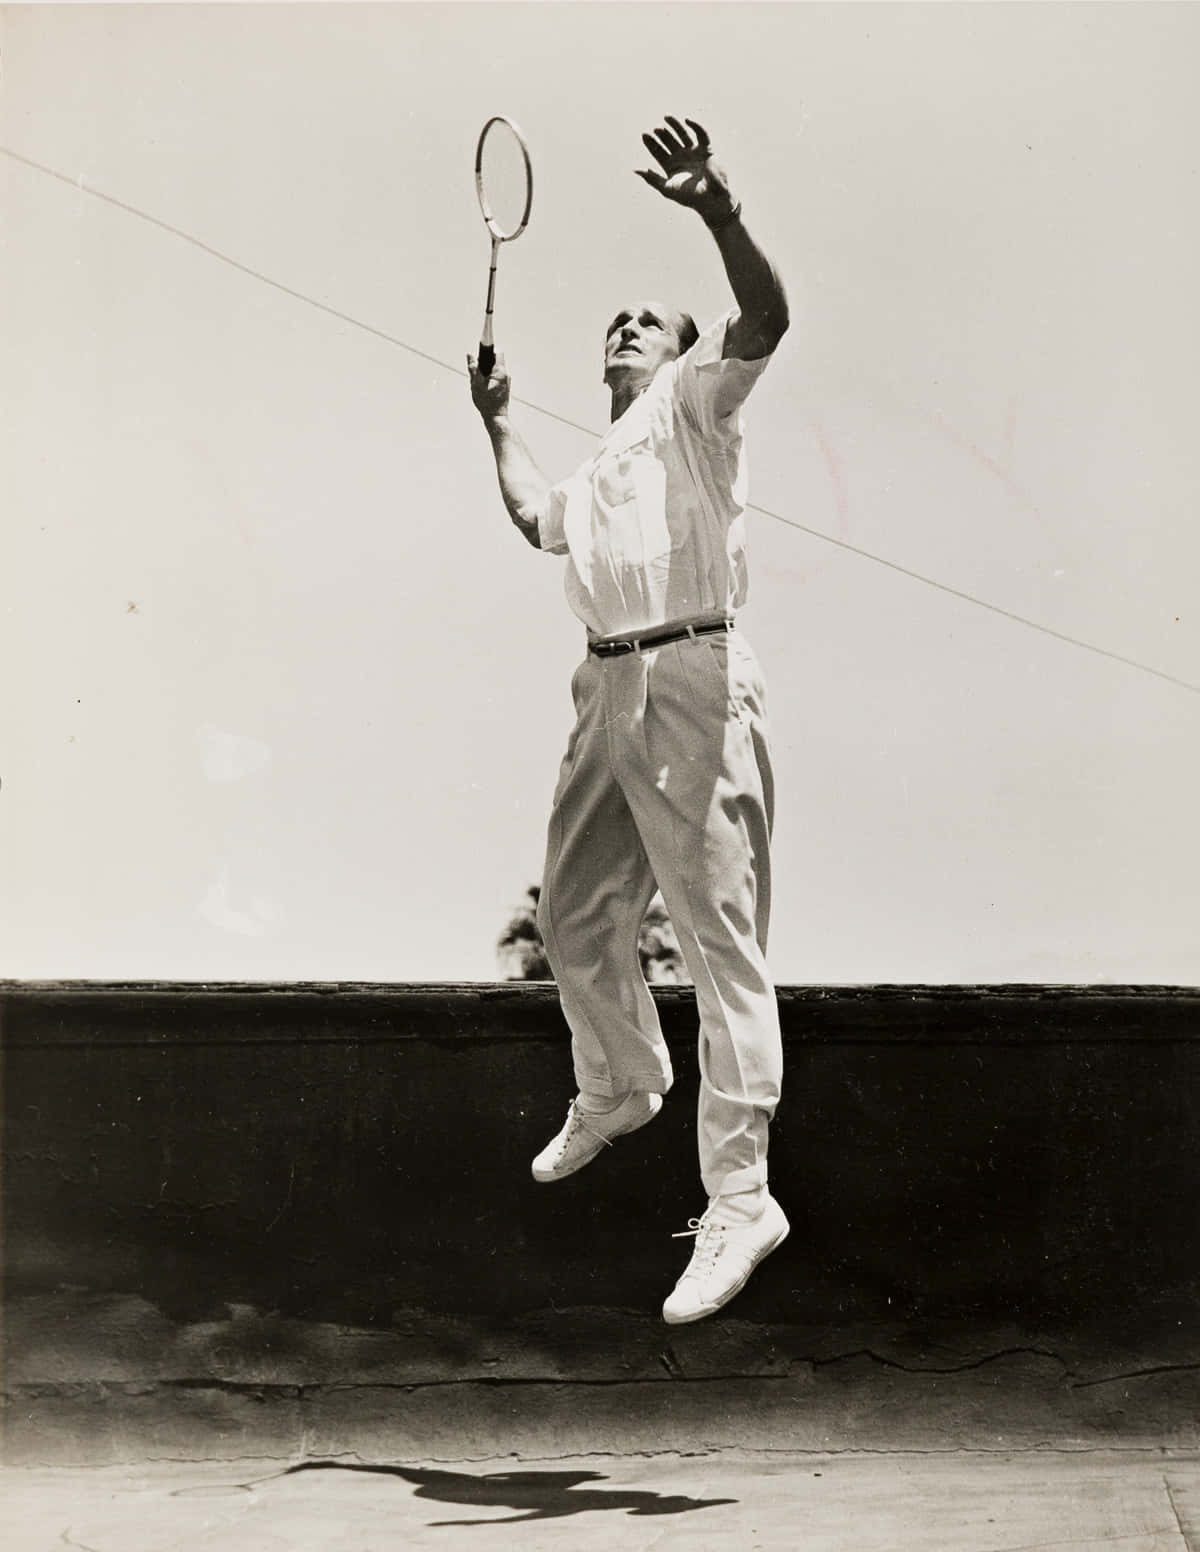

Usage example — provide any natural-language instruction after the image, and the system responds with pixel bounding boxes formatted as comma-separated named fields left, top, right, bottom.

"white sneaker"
left=662, top=1193, right=789, bottom=1324
left=531, top=1092, right=663, bottom=1183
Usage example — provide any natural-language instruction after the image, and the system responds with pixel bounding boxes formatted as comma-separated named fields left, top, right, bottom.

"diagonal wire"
left=0, top=147, right=591, bottom=435
left=742, top=507, right=1199, bottom=695
left=4, top=144, right=1197, bottom=696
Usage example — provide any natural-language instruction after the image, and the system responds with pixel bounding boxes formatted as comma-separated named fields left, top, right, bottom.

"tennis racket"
left=474, top=116, right=533, bottom=377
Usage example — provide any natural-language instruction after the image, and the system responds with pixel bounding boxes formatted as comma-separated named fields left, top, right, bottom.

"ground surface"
left=3, top=1450, right=1199, bottom=1551
left=7, top=1292, right=1200, bottom=1547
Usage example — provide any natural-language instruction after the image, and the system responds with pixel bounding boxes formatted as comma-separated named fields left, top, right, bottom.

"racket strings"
left=475, top=116, right=533, bottom=241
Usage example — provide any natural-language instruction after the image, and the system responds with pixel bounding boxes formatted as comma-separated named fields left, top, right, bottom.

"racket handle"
left=478, top=343, right=495, bottom=376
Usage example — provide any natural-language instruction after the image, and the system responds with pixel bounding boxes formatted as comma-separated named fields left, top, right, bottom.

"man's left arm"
left=707, top=212, right=790, bottom=362
left=636, top=116, right=789, bottom=362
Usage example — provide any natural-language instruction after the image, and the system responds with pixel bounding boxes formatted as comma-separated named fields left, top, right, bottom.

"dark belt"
left=588, top=618, right=734, bottom=658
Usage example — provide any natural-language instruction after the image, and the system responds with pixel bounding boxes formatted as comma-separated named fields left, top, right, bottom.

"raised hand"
left=635, top=116, right=738, bottom=227
left=467, top=350, right=511, bottom=423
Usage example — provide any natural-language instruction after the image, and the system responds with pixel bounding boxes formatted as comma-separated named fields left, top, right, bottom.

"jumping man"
left=468, top=116, right=790, bottom=1324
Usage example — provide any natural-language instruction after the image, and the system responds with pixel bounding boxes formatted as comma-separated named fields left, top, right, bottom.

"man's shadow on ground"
left=280, top=1459, right=737, bottom=1526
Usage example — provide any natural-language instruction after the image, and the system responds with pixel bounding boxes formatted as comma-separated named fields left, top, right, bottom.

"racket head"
left=474, top=115, right=533, bottom=241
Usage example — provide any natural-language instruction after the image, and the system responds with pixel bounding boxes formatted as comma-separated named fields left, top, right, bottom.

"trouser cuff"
left=573, top=1069, right=673, bottom=1099
left=706, top=1162, right=770, bottom=1199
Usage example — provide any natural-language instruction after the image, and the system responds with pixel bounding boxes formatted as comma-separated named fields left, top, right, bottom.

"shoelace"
left=556, top=1102, right=613, bottom=1153
left=671, top=1210, right=728, bottom=1274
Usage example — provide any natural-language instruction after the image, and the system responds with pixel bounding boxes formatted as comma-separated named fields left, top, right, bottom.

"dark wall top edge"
left=2, top=980, right=1197, bottom=1048
left=0, top=980, right=1198, bottom=1000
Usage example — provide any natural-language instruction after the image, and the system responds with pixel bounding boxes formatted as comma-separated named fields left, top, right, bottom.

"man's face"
left=603, top=301, right=686, bottom=389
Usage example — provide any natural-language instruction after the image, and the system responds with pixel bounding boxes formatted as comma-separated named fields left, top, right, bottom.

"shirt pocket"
left=592, top=429, right=671, bottom=568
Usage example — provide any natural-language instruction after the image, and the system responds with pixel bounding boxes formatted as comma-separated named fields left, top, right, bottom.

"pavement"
left=6, top=1291, right=1200, bottom=1549
left=3, top=1449, right=1199, bottom=1551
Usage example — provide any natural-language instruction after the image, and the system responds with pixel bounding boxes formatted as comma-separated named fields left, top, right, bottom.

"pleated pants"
left=537, top=628, right=783, bottom=1199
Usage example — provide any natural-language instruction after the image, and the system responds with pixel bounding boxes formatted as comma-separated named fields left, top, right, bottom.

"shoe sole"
left=662, top=1217, right=790, bottom=1325
left=531, top=1095, right=663, bottom=1183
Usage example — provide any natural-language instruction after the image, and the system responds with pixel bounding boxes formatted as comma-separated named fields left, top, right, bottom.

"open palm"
left=636, top=117, right=735, bottom=224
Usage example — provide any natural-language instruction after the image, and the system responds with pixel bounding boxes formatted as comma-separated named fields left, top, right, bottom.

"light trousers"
left=537, top=628, right=783, bottom=1199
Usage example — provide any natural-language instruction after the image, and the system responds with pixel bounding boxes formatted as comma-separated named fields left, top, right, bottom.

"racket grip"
left=478, top=343, right=495, bottom=376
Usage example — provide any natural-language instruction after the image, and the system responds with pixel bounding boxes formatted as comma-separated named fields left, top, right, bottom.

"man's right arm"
left=467, top=353, right=548, bottom=550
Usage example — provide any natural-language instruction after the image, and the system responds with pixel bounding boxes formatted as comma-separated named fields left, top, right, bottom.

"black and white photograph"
left=2, top=2, right=1198, bottom=1546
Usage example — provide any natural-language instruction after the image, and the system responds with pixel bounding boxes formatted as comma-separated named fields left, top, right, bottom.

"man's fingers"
left=643, top=119, right=711, bottom=168
left=637, top=117, right=715, bottom=202
left=641, top=132, right=674, bottom=170
left=656, top=122, right=689, bottom=156
left=663, top=115, right=693, bottom=148
left=648, top=124, right=686, bottom=159
left=683, top=118, right=711, bottom=153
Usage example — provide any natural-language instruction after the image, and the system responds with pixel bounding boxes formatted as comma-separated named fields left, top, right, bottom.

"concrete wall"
left=4, top=982, right=1198, bottom=1329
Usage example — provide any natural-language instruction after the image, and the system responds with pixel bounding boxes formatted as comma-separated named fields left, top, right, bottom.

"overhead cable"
left=4, top=145, right=1195, bottom=697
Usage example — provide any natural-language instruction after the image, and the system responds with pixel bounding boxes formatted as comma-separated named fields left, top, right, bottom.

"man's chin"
left=605, top=359, right=651, bottom=390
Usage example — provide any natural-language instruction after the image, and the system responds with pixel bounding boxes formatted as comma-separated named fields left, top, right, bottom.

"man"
left=468, top=116, right=789, bottom=1324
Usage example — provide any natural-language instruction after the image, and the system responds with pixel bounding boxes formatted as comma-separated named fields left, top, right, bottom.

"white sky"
left=2, top=2, right=1198, bottom=983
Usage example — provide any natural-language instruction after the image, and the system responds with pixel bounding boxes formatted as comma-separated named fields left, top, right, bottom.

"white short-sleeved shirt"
left=537, top=311, right=774, bottom=638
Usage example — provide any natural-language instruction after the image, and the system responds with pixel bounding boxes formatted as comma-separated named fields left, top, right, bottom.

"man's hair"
left=675, top=312, right=700, bottom=354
